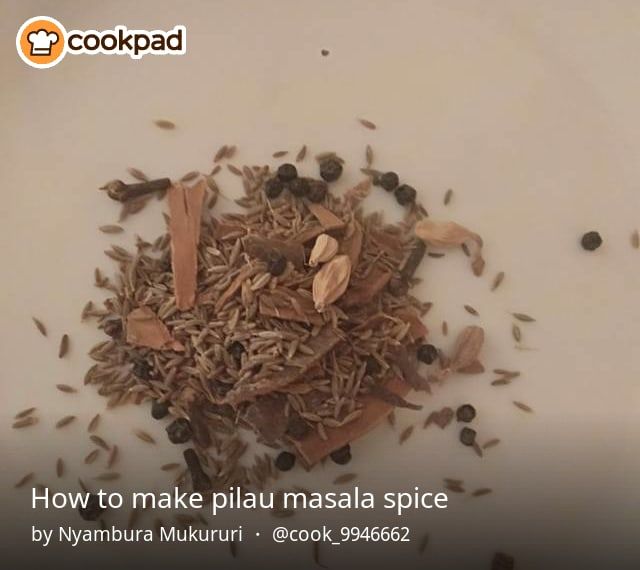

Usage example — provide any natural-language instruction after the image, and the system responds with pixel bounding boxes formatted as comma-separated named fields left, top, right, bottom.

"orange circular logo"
left=16, top=16, right=67, bottom=68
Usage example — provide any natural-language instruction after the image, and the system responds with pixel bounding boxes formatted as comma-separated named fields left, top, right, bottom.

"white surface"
left=1, top=1, right=640, bottom=568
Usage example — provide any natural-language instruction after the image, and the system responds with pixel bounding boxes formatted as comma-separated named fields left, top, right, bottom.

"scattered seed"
left=512, top=312, right=536, bottom=323
left=99, top=224, right=124, bottom=234
left=94, top=472, right=121, bottom=481
left=399, top=425, right=414, bottom=444
left=56, top=458, right=64, bottom=478
left=511, top=324, right=521, bottom=342
left=491, top=379, right=511, bottom=386
left=14, top=472, right=34, bottom=488
left=107, top=445, right=119, bottom=469
left=127, top=167, right=148, bottom=182
left=358, top=118, right=377, bottom=130
left=442, top=321, right=448, bottom=336
left=295, top=145, right=307, bottom=162
left=225, top=145, right=237, bottom=159
left=213, top=145, right=228, bottom=162
left=333, top=473, right=357, bottom=485
left=32, top=317, right=47, bottom=337
left=229, top=540, right=238, bottom=558
left=272, top=150, right=288, bottom=158
left=482, top=438, right=501, bottom=449
left=14, top=407, right=36, bottom=419
left=632, top=230, right=640, bottom=249
left=87, top=414, right=100, bottom=432
left=180, top=171, right=200, bottom=182
left=153, top=119, right=175, bottom=130
left=56, top=384, right=77, bottom=393
left=84, top=449, right=100, bottom=464
left=13, top=417, right=38, bottom=429
left=161, top=463, right=181, bottom=471
left=472, top=488, right=492, bottom=497
left=365, top=144, right=373, bottom=166
left=491, top=271, right=505, bottom=291
left=313, top=540, right=325, bottom=567
left=55, top=415, right=76, bottom=429
left=58, top=334, right=69, bottom=358
left=444, top=189, right=453, bottom=205
left=90, top=435, right=110, bottom=451
left=133, top=429, right=156, bottom=444
left=464, top=304, right=479, bottom=316
left=513, top=401, right=533, bottom=413
left=227, top=164, right=242, bottom=176
left=418, top=532, right=430, bottom=554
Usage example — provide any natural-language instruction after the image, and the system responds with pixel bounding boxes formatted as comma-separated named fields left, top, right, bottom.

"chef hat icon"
left=27, top=29, right=59, bottom=56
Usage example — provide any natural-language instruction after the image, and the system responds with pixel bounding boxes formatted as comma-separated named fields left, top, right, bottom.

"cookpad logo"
left=17, top=16, right=186, bottom=69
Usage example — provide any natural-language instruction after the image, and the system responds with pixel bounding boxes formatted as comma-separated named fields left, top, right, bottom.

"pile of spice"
left=85, top=154, right=488, bottom=491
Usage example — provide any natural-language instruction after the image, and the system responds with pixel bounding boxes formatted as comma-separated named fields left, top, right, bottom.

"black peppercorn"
left=491, top=552, right=515, bottom=570
left=78, top=494, right=106, bottom=521
left=132, top=359, right=153, bottom=380
left=227, top=341, right=245, bottom=364
left=395, top=184, right=417, bottom=206
left=459, top=427, right=476, bottom=446
left=264, top=177, right=285, bottom=199
left=166, top=418, right=192, bottom=444
left=103, top=319, right=122, bottom=339
left=330, top=444, right=352, bottom=465
left=456, top=404, right=476, bottom=423
left=267, top=254, right=287, bottom=277
left=275, top=451, right=296, bottom=471
left=417, top=344, right=438, bottom=365
left=581, top=231, right=602, bottom=251
left=288, top=177, right=309, bottom=197
left=151, top=400, right=170, bottom=420
left=307, top=179, right=328, bottom=203
left=365, top=356, right=381, bottom=376
left=277, top=163, right=298, bottom=183
left=379, top=172, right=399, bottom=192
left=319, top=158, right=343, bottom=182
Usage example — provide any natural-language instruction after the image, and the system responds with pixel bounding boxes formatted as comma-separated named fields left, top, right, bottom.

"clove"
left=100, top=178, right=172, bottom=202
left=183, top=448, right=211, bottom=493
left=400, top=239, right=427, bottom=281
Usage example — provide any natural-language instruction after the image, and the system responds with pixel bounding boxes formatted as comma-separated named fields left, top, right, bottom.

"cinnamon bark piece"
left=258, top=293, right=324, bottom=326
left=243, top=236, right=305, bottom=269
left=126, top=307, right=184, bottom=351
left=340, top=266, right=392, bottom=308
left=245, top=396, right=288, bottom=443
left=222, top=326, right=342, bottom=406
left=167, top=180, right=206, bottom=310
left=293, top=376, right=411, bottom=466
left=305, top=202, right=346, bottom=232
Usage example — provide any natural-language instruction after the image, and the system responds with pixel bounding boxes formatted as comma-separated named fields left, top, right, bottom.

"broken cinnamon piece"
left=167, top=180, right=206, bottom=310
left=369, top=228, right=404, bottom=257
left=339, top=219, right=363, bottom=266
left=258, top=294, right=324, bottom=326
left=222, top=326, right=342, bottom=405
left=126, top=307, right=184, bottom=351
left=244, top=396, right=288, bottom=443
left=293, top=376, right=411, bottom=466
left=305, top=202, right=346, bottom=231
left=340, top=266, right=392, bottom=307
left=243, top=236, right=305, bottom=269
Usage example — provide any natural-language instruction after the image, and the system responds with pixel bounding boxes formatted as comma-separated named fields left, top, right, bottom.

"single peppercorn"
left=132, top=359, right=153, bottom=380
left=277, top=163, right=298, bottom=183
left=103, top=319, right=123, bottom=339
left=395, top=184, right=417, bottom=206
left=330, top=444, right=352, bottom=465
left=417, top=344, right=438, bottom=365
left=581, top=231, right=602, bottom=251
left=319, top=158, right=343, bottom=182
left=307, top=179, right=328, bottom=203
left=78, top=494, right=106, bottom=521
left=459, top=427, right=476, bottom=447
left=267, top=254, right=287, bottom=277
left=456, top=404, right=476, bottom=423
left=275, top=451, right=296, bottom=472
left=151, top=400, right=170, bottom=420
left=264, top=177, right=285, bottom=199
left=166, top=418, right=192, bottom=444
left=288, top=177, right=309, bottom=197
left=227, top=341, right=245, bottom=364
left=365, top=356, right=381, bottom=376
left=380, top=171, right=399, bottom=192
left=491, top=552, right=515, bottom=570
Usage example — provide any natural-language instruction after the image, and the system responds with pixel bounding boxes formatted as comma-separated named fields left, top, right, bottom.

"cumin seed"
left=213, top=145, right=228, bottom=162
left=14, top=407, right=36, bottom=419
left=295, top=145, right=307, bottom=162
left=471, top=488, right=492, bottom=497
left=512, top=312, right=536, bottom=322
left=227, top=164, right=242, bottom=176
left=513, top=401, right=533, bottom=413
left=32, top=317, right=47, bottom=336
left=333, top=473, right=357, bottom=485
left=13, top=417, right=38, bottom=429
left=99, top=224, right=124, bottom=235
left=180, top=171, right=200, bottom=182
left=632, top=230, right=640, bottom=249
left=133, top=429, right=156, bottom=444
left=444, top=188, right=453, bottom=205
left=56, top=384, right=77, bottom=393
left=365, top=144, right=373, bottom=166
left=161, top=463, right=181, bottom=471
left=107, top=445, right=119, bottom=469
left=399, top=425, right=414, bottom=444
left=55, top=415, right=76, bottom=429
left=482, top=438, right=501, bottom=449
left=418, top=532, right=430, bottom=554
left=84, top=449, right=100, bottom=464
left=90, top=435, right=110, bottom=450
left=153, top=119, right=176, bottom=130
left=94, top=472, right=121, bottom=481
left=56, top=458, right=64, bottom=478
left=358, top=117, right=377, bottom=130
left=14, top=472, right=34, bottom=488
left=442, top=320, right=448, bottom=336
left=272, top=150, right=288, bottom=158
left=512, top=324, right=522, bottom=342
left=491, top=271, right=505, bottom=291
left=87, top=414, right=100, bottom=432
left=58, top=334, right=69, bottom=358
left=464, top=304, right=479, bottom=316
left=126, top=167, right=148, bottom=182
